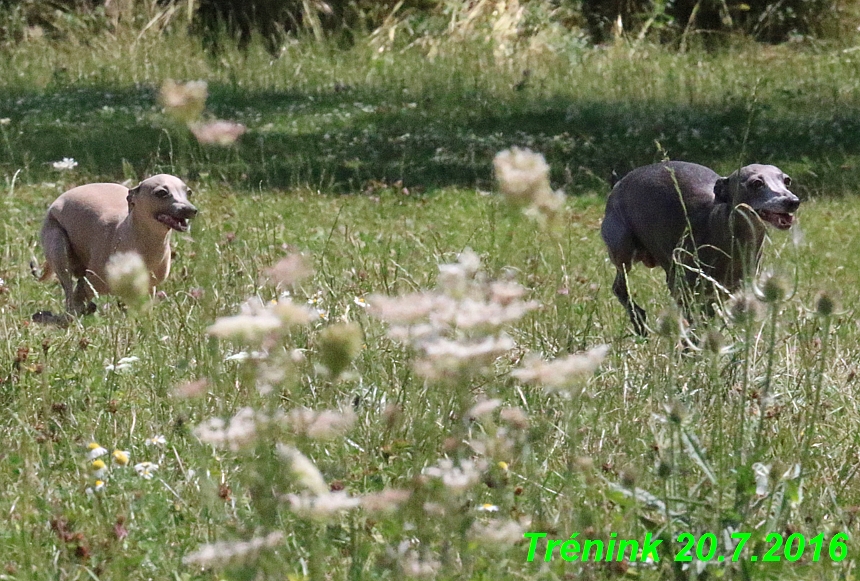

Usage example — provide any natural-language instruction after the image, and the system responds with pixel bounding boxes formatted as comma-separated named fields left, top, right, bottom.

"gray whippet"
left=601, top=161, right=800, bottom=335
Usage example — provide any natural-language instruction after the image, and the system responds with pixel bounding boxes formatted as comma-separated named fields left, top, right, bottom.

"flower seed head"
left=655, top=308, right=681, bottom=339
left=318, top=322, right=363, bottom=378
left=758, top=272, right=788, bottom=304
left=620, top=466, right=638, bottom=488
left=703, top=329, right=724, bottom=355
left=729, top=293, right=761, bottom=325
left=815, top=290, right=837, bottom=317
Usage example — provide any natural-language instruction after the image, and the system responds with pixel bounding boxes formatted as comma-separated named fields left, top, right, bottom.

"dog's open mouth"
left=156, top=213, right=191, bottom=232
left=757, top=209, right=795, bottom=230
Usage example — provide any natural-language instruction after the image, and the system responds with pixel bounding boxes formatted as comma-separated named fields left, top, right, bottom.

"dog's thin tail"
left=30, top=260, right=52, bottom=282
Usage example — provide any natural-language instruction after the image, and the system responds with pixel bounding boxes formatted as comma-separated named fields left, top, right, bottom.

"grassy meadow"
left=2, top=10, right=860, bottom=581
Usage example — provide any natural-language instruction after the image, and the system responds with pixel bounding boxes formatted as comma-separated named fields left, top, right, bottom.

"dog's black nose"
left=180, top=204, right=198, bottom=219
left=783, top=197, right=800, bottom=213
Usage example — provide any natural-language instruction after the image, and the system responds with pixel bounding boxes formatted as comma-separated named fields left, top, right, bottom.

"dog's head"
left=714, top=164, right=800, bottom=230
left=127, top=174, right=198, bottom=233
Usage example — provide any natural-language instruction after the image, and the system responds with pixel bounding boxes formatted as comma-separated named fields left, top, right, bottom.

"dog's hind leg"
left=602, top=210, right=648, bottom=335
left=612, top=268, right=647, bottom=336
left=40, top=216, right=87, bottom=315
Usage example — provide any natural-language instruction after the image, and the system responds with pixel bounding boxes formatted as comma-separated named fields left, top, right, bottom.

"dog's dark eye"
left=783, top=176, right=791, bottom=187
left=750, top=179, right=765, bottom=190
left=155, top=188, right=170, bottom=198
left=186, top=189, right=193, bottom=198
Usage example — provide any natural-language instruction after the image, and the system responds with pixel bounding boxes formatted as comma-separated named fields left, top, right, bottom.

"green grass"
left=2, top=30, right=860, bottom=195
left=1, top=19, right=860, bottom=581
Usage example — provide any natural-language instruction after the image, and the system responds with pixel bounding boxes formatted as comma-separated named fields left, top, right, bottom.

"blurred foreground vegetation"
left=1, top=2, right=860, bottom=580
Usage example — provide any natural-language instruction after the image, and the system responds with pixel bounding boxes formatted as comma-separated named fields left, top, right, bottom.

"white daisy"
left=87, top=442, right=108, bottom=460
left=134, top=461, right=159, bottom=480
left=145, top=435, right=167, bottom=447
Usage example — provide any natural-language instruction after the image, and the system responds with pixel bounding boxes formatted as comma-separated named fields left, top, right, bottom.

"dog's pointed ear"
left=714, top=177, right=731, bottom=204
left=126, top=184, right=140, bottom=212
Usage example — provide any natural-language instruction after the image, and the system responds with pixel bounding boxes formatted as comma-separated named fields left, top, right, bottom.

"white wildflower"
left=134, top=461, right=158, bottom=479
left=426, top=335, right=515, bottom=361
left=499, top=407, right=530, bottom=429
left=468, top=430, right=515, bottom=458
left=493, top=147, right=550, bottom=206
left=193, top=407, right=260, bottom=451
left=353, top=296, right=368, bottom=308
left=400, top=549, right=441, bottom=578
left=438, top=249, right=483, bottom=296
left=456, top=248, right=481, bottom=275
left=85, top=479, right=106, bottom=495
left=112, top=449, right=131, bottom=466
left=262, top=253, right=314, bottom=287
left=360, top=489, right=412, bottom=514
left=290, top=349, right=307, bottom=363
left=52, top=157, right=78, bottom=171
left=494, top=147, right=566, bottom=223
left=469, top=519, right=527, bottom=545
left=87, top=442, right=108, bottom=460
left=386, top=322, right=436, bottom=343
left=159, top=79, right=207, bottom=123
left=207, top=313, right=281, bottom=342
left=452, top=297, right=539, bottom=330
left=183, top=531, right=284, bottom=568
left=106, top=251, right=150, bottom=305
left=489, top=280, right=527, bottom=304
left=90, top=459, right=107, bottom=478
left=368, top=251, right=534, bottom=382
left=423, top=458, right=487, bottom=493
left=286, top=491, right=361, bottom=520
left=171, top=378, right=208, bottom=399
left=468, top=398, right=502, bottom=419
left=189, top=120, right=246, bottom=146
left=276, top=444, right=328, bottom=495
left=208, top=296, right=314, bottom=342
left=105, top=355, right=140, bottom=373
left=423, top=501, right=446, bottom=516
left=145, top=435, right=167, bottom=447
left=270, top=297, right=315, bottom=325
left=282, top=407, right=357, bottom=440
left=511, top=345, right=609, bottom=392
left=367, top=292, right=439, bottom=325
left=476, top=503, right=499, bottom=512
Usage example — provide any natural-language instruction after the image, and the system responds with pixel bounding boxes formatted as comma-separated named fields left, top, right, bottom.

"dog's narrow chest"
left=36, top=174, right=196, bottom=319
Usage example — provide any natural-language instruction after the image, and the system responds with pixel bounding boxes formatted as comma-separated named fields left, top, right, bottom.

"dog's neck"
left=704, top=203, right=766, bottom=288
left=115, top=213, right=173, bottom=281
